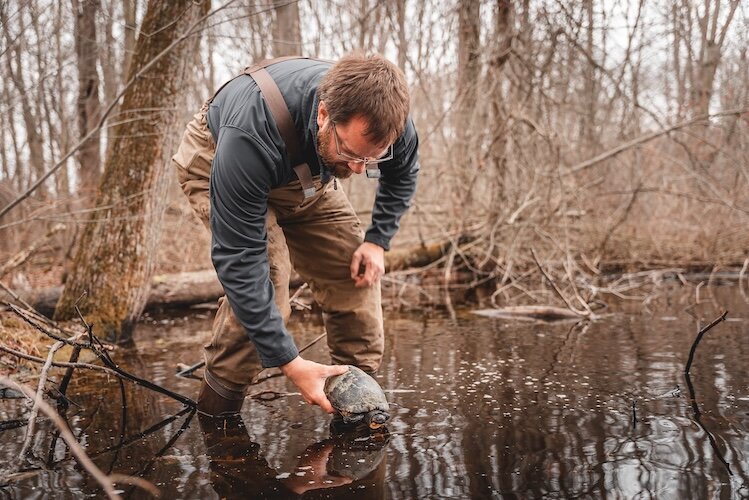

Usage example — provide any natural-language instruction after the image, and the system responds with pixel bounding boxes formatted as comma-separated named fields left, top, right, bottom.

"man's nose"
left=348, top=161, right=366, bottom=174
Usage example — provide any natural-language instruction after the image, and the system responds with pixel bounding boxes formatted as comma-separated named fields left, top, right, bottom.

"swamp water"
left=1, top=286, right=748, bottom=499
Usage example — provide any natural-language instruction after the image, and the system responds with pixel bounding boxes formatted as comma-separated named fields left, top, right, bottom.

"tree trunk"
left=122, top=0, right=138, bottom=77
left=580, top=0, right=597, bottom=148
left=271, top=0, right=301, bottom=57
left=54, top=0, right=211, bottom=342
left=486, top=0, right=514, bottom=210
left=73, top=0, right=102, bottom=194
left=1, top=8, right=47, bottom=199
left=453, top=0, right=482, bottom=213
left=53, top=0, right=73, bottom=198
left=100, top=0, right=118, bottom=110
left=393, top=0, right=407, bottom=72
left=455, top=0, right=481, bottom=146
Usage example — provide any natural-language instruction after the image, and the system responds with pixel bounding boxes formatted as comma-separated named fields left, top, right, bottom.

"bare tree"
left=54, top=0, right=210, bottom=341
left=1, top=5, right=47, bottom=197
left=122, top=0, right=138, bottom=77
left=272, top=0, right=302, bottom=56
left=455, top=0, right=481, bottom=152
left=73, top=0, right=102, bottom=193
left=689, top=0, right=740, bottom=117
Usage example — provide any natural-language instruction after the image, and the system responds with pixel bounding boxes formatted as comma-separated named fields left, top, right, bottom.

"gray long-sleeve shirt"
left=206, top=59, right=419, bottom=368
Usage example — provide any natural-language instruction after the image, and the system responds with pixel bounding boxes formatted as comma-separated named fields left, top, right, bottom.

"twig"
left=0, top=378, right=131, bottom=499
left=121, top=410, right=195, bottom=498
left=175, top=360, right=205, bottom=378
left=443, top=241, right=457, bottom=320
left=289, top=282, right=309, bottom=308
left=0, top=344, right=116, bottom=372
left=563, top=108, right=749, bottom=176
left=17, top=340, right=65, bottom=463
left=530, top=249, right=589, bottom=317
left=3, top=302, right=195, bottom=407
left=0, top=281, right=36, bottom=311
left=57, top=345, right=82, bottom=403
left=683, top=372, right=733, bottom=476
left=684, top=311, right=728, bottom=376
left=0, top=343, right=195, bottom=407
left=7, top=303, right=97, bottom=349
left=0, top=224, right=65, bottom=279
left=87, top=408, right=193, bottom=460
left=250, top=389, right=299, bottom=401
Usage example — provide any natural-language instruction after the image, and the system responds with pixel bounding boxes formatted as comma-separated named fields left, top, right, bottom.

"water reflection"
left=1, top=286, right=748, bottom=498
left=198, top=415, right=387, bottom=499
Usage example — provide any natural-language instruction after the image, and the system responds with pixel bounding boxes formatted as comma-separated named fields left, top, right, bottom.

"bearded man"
left=173, top=53, right=419, bottom=418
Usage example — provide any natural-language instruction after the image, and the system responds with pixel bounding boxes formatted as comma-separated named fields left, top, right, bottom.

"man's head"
left=316, top=52, right=410, bottom=178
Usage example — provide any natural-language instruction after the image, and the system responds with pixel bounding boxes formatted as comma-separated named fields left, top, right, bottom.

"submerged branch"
left=0, top=378, right=142, bottom=498
left=684, top=310, right=728, bottom=376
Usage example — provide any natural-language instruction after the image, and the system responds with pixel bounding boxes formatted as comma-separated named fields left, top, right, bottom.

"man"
left=173, top=53, right=419, bottom=418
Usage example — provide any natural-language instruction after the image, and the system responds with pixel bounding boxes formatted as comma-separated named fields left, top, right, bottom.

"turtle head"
left=366, top=410, right=390, bottom=429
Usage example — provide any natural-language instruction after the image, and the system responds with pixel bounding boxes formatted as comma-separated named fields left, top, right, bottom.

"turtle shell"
left=324, top=366, right=389, bottom=423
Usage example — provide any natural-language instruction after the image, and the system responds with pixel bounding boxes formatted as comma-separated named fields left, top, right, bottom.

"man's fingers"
left=317, top=396, right=335, bottom=413
left=329, top=364, right=349, bottom=376
left=350, top=252, right=363, bottom=279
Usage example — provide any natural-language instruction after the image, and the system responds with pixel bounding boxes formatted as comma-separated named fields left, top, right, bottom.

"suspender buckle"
left=302, top=187, right=316, bottom=199
left=366, top=168, right=381, bottom=179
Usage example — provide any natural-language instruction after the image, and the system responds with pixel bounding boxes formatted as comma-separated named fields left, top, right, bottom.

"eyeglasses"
left=331, top=122, right=393, bottom=167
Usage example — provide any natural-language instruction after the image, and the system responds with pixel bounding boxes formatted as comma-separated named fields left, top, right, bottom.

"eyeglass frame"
left=331, top=122, right=394, bottom=167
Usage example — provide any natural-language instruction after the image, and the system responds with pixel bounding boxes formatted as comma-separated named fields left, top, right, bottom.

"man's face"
left=316, top=102, right=390, bottom=179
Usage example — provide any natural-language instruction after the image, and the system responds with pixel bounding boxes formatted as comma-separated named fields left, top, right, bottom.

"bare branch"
left=564, top=108, right=749, bottom=176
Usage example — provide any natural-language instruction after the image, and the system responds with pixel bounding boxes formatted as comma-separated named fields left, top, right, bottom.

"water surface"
left=1, top=286, right=748, bottom=498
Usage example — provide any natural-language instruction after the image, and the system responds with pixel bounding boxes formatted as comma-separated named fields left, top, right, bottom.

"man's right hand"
left=280, top=356, right=348, bottom=413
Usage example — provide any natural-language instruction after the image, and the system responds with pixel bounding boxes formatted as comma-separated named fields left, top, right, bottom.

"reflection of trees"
left=376, top=302, right=748, bottom=498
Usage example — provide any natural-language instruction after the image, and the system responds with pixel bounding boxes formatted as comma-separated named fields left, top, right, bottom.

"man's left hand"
left=350, top=242, right=385, bottom=288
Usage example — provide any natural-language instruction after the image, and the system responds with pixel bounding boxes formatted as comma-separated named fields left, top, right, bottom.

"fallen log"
left=10, top=237, right=464, bottom=315
left=18, top=271, right=225, bottom=316
left=472, top=306, right=584, bottom=321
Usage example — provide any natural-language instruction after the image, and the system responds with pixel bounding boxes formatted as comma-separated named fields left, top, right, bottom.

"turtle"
left=324, top=366, right=390, bottom=429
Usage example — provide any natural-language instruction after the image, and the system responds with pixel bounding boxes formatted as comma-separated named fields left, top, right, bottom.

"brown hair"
left=318, top=52, right=410, bottom=145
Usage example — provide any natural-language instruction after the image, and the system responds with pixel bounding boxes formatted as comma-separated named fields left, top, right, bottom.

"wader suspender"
left=210, top=56, right=317, bottom=199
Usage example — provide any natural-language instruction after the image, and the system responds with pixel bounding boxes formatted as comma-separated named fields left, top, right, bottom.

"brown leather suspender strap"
left=209, top=56, right=318, bottom=199
left=243, top=57, right=317, bottom=199
left=246, top=67, right=305, bottom=169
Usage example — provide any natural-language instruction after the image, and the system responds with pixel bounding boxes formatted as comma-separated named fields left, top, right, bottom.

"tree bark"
left=54, top=0, right=211, bottom=342
left=455, top=0, right=481, bottom=145
left=122, top=0, right=138, bottom=78
left=271, top=0, right=302, bottom=57
left=73, top=0, right=102, bottom=193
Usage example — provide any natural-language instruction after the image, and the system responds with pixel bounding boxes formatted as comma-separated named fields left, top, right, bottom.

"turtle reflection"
left=199, top=415, right=388, bottom=499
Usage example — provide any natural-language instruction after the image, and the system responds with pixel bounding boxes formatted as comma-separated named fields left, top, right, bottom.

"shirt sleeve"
left=364, top=118, right=420, bottom=251
left=209, top=125, right=299, bottom=368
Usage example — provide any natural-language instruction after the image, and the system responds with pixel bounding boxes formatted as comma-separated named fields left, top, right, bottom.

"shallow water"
left=1, top=285, right=748, bottom=498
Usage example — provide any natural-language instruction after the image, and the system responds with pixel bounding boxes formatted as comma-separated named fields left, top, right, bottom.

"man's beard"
left=317, top=124, right=354, bottom=179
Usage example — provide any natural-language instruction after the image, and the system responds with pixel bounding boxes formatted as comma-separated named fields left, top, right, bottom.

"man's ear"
left=317, top=101, right=328, bottom=128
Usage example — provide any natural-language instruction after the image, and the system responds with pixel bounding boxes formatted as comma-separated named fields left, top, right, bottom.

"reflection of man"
left=173, top=53, right=419, bottom=417
left=199, top=415, right=387, bottom=498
